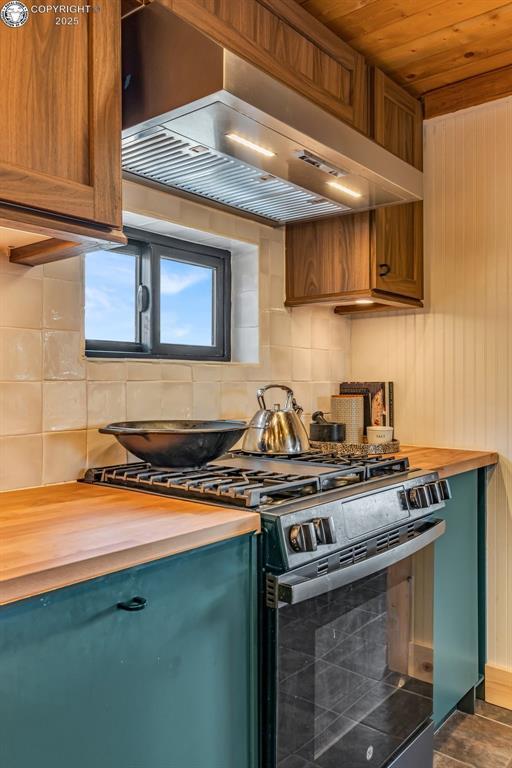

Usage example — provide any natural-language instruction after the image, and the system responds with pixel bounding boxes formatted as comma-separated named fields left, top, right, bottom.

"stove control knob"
left=289, top=522, right=318, bottom=553
left=313, top=516, right=337, bottom=545
left=407, top=485, right=430, bottom=509
left=426, top=482, right=441, bottom=504
left=437, top=479, right=452, bottom=500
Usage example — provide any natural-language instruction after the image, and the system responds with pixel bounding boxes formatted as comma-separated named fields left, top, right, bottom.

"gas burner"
left=229, top=449, right=410, bottom=478
left=83, top=450, right=410, bottom=510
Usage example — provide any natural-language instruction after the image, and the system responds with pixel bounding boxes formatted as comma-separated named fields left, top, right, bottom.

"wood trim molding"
left=8, top=234, right=124, bottom=267
left=424, top=66, right=512, bottom=119
left=122, top=0, right=154, bottom=18
left=485, top=663, right=512, bottom=710
left=9, top=239, right=81, bottom=266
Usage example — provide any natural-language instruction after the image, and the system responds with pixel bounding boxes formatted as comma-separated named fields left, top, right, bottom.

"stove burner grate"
left=85, top=460, right=367, bottom=508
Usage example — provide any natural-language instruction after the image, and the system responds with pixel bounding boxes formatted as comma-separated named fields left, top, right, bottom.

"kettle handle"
left=257, top=384, right=296, bottom=411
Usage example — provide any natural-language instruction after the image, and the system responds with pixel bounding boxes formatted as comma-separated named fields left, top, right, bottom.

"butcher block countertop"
left=0, top=446, right=497, bottom=606
left=391, top=445, right=498, bottom=478
left=0, top=483, right=260, bottom=606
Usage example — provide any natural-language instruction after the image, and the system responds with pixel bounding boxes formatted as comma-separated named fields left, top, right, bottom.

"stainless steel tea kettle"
left=242, top=384, right=310, bottom=455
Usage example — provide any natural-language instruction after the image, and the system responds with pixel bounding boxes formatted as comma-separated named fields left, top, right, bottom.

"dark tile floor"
left=434, top=701, right=512, bottom=768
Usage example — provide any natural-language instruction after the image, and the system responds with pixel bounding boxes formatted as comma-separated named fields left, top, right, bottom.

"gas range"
left=84, top=449, right=449, bottom=768
left=84, top=451, right=449, bottom=570
left=83, top=452, right=410, bottom=512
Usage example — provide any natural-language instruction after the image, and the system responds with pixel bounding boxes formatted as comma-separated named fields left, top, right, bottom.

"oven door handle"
left=276, top=518, right=446, bottom=605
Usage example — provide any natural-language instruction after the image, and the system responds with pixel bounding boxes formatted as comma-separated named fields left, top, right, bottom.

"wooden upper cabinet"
left=371, top=203, right=423, bottom=301
left=0, top=1, right=122, bottom=232
left=373, top=68, right=423, bottom=170
left=286, top=213, right=371, bottom=303
left=371, top=68, right=424, bottom=303
left=159, top=0, right=368, bottom=132
left=286, top=71, right=424, bottom=312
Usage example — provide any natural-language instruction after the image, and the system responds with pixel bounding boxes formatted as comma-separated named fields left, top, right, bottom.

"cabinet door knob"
left=379, top=263, right=391, bottom=277
left=117, top=596, right=147, bottom=612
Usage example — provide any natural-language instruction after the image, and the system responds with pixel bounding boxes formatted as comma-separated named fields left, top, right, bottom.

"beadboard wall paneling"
left=350, top=96, right=512, bottom=670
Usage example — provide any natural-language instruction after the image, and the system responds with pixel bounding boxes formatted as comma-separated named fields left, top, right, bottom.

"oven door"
left=263, top=518, right=445, bottom=768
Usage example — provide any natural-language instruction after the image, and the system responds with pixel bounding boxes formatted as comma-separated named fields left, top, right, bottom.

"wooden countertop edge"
left=395, top=446, right=498, bottom=478
left=434, top=454, right=498, bottom=478
left=0, top=516, right=259, bottom=607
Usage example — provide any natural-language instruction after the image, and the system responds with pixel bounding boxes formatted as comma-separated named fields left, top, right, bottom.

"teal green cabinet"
left=434, top=470, right=480, bottom=725
left=0, top=535, right=258, bottom=768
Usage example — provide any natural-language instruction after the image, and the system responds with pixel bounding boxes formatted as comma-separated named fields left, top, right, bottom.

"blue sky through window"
left=85, top=250, right=136, bottom=342
left=160, top=257, right=214, bottom=346
left=85, top=249, right=215, bottom=347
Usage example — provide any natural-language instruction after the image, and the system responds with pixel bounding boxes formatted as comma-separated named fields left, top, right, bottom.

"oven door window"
left=277, top=550, right=434, bottom=767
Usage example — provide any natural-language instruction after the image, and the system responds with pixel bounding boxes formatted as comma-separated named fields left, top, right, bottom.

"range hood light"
left=327, top=180, right=363, bottom=199
left=226, top=133, right=275, bottom=157
left=355, top=299, right=374, bottom=305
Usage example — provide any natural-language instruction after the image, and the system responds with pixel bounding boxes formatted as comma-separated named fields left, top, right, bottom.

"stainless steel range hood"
left=122, top=5, right=423, bottom=225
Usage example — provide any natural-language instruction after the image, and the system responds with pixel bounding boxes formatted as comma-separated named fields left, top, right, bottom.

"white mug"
left=367, top=426, right=394, bottom=445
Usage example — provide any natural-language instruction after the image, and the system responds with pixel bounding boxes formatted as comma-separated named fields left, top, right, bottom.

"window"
left=85, top=229, right=231, bottom=361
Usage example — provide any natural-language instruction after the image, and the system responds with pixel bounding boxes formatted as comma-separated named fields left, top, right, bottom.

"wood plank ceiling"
left=294, top=0, right=512, bottom=98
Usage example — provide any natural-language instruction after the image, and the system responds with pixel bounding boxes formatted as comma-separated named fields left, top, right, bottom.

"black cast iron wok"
left=100, top=420, right=247, bottom=468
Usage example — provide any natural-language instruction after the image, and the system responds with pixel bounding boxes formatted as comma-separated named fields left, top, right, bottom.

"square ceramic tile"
left=292, top=348, right=312, bottom=381
left=232, top=251, right=258, bottom=293
left=160, top=363, right=192, bottom=381
left=220, top=382, right=250, bottom=420
left=268, top=240, right=285, bottom=276
left=42, top=430, right=87, bottom=484
left=86, top=428, right=126, bottom=469
left=43, top=381, right=87, bottom=431
left=330, top=315, right=351, bottom=350
left=290, top=382, right=312, bottom=415
left=312, top=349, right=331, bottom=381
left=269, top=274, right=285, bottom=309
left=43, top=278, right=82, bottom=330
left=192, top=365, right=223, bottom=382
left=193, top=382, right=221, bottom=419
left=291, top=308, right=312, bottom=349
left=0, top=328, right=42, bottom=381
left=330, top=350, right=347, bottom=381
left=311, top=309, right=332, bottom=350
left=233, top=326, right=259, bottom=364
left=126, top=361, right=162, bottom=380
left=242, top=346, right=271, bottom=382
left=0, top=272, right=43, bottom=329
left=0, top=382, right=42, bottom=435
left=233, top=290, right=259, bottom=328
left=269, top=310, right=291, bottom=347
left=126, top=381, right=162, bottom=420
left=43, top=330, right=85, bottom=380
left=259, top=310, right=270, bottom=347
left=269, top=345, right=292, bottom=382
left=86, top=360, right=127, bottom=381
left=0, top=434, right=42, bottom=490
left=43, top=256, right=82, bottom=282
left=87, top=381, right=126, bottom=428
left=161, top=382, right=193, bottom=419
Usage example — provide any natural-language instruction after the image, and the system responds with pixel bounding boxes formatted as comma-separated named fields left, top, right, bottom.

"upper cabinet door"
left=0, top=1, right=122, bottom=228
left=162, top=0, right=368, bottom=132
left=372, top=68, right=423, bottom=300
left=373, top=68, right=423, bottom=170
left=372, top=202, right=423, bottom=300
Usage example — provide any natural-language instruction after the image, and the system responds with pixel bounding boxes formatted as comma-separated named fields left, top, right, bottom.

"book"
left=339, top=382, right=394, bottom=429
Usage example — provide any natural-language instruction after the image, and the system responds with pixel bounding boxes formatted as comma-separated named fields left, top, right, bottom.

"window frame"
left=85, top=228, right=231, bottom=362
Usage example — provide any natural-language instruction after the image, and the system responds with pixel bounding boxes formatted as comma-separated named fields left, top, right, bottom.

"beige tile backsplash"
left=0, top=185, right=351, bottom=491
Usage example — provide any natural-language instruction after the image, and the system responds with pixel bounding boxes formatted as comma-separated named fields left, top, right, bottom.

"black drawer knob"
left=117, top=596, right=147, bottom=612
left=379, top=263, right=391, bottom=277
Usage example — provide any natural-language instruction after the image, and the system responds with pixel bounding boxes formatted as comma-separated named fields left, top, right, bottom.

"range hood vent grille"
left=122, top=130, right=348, bottom=224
